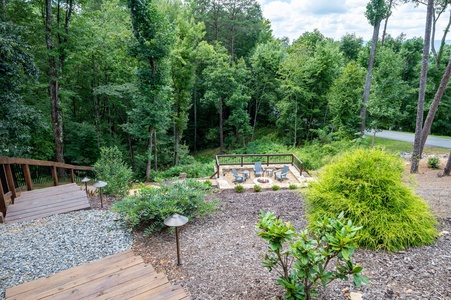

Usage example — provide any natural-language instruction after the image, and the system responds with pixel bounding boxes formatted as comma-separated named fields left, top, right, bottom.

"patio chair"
left=274, top=165, right=289, bottom=182
left=254, top=162, right=264, bottom=177
left=231, top=168, right=246, bottom=183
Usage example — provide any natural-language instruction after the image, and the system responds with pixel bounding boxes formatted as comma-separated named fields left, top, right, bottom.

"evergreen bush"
left=235, top=184, right=244, bottom=193
left=427, top=156, right=440, bottom=169
left=304, top=148, right=438, bottom=251
left=254, top=184, right=262, bottom=192
left=94, top=146, right=133, bottom=196
left=271, top=185, right=280, bottom=191
left=112, top=180, right=217, bottom=234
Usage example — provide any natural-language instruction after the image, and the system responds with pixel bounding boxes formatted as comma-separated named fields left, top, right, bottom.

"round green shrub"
left=289, top=184, right=297, bottom=190
left=304, top=148, right=438, bottom=251
left=235, top=184, right=244, bottom=193
left=427, top=156, right=440, bottom=169
left=271, top=185, right=280, bottom=191
left=254, top=184, right=262, bottom=192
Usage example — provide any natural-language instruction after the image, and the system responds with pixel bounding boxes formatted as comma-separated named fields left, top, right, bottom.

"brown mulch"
left=93, top=156, right=451, bottom=300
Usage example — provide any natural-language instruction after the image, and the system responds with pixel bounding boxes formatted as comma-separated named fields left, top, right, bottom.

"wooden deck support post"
left=70, top=169, right=75, bottom=183
left=4, top=165, right=17, bottom=204
left=52, top=166, right=58, bottom=186
left=22, top=164, right=33, bottom=191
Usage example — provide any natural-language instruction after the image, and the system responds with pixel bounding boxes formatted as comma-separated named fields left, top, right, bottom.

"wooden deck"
left=4, top=183, right=91, bottom=223
left=5, top=250, right=190, bottom=300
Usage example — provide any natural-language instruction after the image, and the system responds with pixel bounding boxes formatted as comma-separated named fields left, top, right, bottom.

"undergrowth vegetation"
left=112, top=180, right=217, bottom=235
left=304, top=148, right=438, bottom=251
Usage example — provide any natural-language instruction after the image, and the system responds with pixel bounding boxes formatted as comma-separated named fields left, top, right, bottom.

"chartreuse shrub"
left=427, top=156, right=440, bottom=169
left=94, top=146, right=133, bottom=196
left=257, top=211, right=368, bottom=300
left=112, top=180, right=217, bottom=234
left=305, top=148, right=438, bottom=251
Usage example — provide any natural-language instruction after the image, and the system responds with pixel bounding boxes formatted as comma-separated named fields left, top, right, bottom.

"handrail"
left=213, top=153, right=307, bottom=178
left=0, top=156, right=94, bottom=221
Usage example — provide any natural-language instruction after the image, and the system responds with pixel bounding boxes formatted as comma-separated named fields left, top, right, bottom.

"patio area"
left=216, top=164, right=311, bottom=189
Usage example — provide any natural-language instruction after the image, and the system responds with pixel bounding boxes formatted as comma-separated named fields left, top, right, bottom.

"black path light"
left=81, top=177, right=90, bottom=195
left=164, top=213, right=189, bottom=266
left=93, top=180, right=107, bottom=208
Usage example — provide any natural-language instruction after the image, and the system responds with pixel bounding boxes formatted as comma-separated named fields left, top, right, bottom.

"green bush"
left=254, top=184, right=262, bottom=192
left=271, top=185, right=280, bottom=191
left=112, top=179, right=217, bottom=234
left=158, top=161, right=215, bottom=180
left=257, top=211, right=368, bottom=300
left=94, top=146, right=133, bottom=196
left=289, top=184, right=297, bottom=190
left=304, top=148, right=438, bottom=251
left=235, top=184, right=244, bottom=193
left=427, top=156, right=440, bottom=169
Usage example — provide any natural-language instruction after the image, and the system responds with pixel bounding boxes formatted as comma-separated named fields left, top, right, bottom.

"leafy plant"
left=112, top=179, right=217, bottom=234
left=94, top=146, right=133, bottom=196
left=289, top=184, right=298, bottom=190
left=305, top=148, right=438, bottom=251
left=427, top=156, right=440, bottom=169
left=256, top=211, right=368, bottom=300
left=271, top=185, right=280, bottom=191
left=254, top=184, right=262, bottom=192
left=235, top=184, right=245, bottom=193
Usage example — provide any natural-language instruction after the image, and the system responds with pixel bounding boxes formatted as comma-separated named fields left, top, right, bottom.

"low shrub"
left=157, top=161, right=215, bottom=180
left=257, top=211, right=368, bottom=300
left=235, top=184, right=244, bottom=193
left=271, top=185, right=280, bottom=191
left=289, top=184, right=297, bottom=190
left=112, top=180, right=217, bottom=234
left=254, top=184, right=262, bottom=192
left=304, top=148, right=438, bottom=251
left=94, top=146, right=133, bottom=196
left=427, top=156, right=440, bottom=169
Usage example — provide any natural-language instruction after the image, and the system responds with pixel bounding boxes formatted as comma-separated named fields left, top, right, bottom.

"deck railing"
left=0, top=157, right=94, bottom=219
left=212, top=153, right=306, bottom=178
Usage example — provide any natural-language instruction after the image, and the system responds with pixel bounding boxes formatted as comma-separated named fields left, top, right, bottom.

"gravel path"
left=0, top=210, right=132, bottom=300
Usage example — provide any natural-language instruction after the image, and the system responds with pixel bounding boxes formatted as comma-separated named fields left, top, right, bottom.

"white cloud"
left=258, top=0, right=450, bottom=42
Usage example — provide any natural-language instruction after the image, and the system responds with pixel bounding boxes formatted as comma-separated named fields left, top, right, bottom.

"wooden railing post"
left=52, top=166, right=58, bottom=186
left=240, top=156, right=243, bottom=167
left=0, top=180, right=7, bottom=220
left=22, top=164, right=33, bottom=191
left=70, top=169, right=75, bottom=183
left=4, top=164, right=17, bottom=204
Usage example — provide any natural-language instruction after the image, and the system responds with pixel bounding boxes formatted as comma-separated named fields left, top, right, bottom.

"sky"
left=257, top=0, right=450, bottom=42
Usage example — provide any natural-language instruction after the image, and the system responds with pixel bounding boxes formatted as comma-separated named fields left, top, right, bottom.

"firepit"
left=253, top=177, right=273, bottom=185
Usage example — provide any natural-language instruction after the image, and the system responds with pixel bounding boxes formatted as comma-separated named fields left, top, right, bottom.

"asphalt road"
left=368, top=130, right=451, bottom=149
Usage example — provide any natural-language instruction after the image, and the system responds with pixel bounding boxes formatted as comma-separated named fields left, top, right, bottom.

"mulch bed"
left=89, top=164, right=451, bottom=299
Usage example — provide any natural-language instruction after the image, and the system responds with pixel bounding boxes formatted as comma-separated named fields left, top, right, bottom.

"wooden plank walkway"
left=4, top=183, right=91, bottom=223
left=5, top=250, right=190, bottom=300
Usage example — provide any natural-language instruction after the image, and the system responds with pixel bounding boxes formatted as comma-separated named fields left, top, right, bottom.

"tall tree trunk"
left=411, top=0, right=434, bottom=173
left=436, top=12, right=451, bottom=66
left=251, top=99, right=260, bottom=141
left=146, top=126, right=153, bottom=182
left=381, top=0, right=393, bottom=46
left=45, top=0, right=64, bottom=165
left=193, top=83, right=197, bottom=152
left=173, top=98, right=180, bottom=166
left=1, top=0, right=6, bottom=21
left=420, top=52, right=451, bottom=152
left=154, top=129, right=157, bottom=171
left=441, top=151, right=451, bottom=176
left=127, top=132, right=135, bottom=172
left=219, top=97, right=224, bottom=154
left=360, top=18, right=381, bottom=135
left=293, top=95, right=297, bottom=148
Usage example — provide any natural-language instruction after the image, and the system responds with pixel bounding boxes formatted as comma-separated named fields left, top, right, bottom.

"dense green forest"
left=2, top=0, right=451, bottom=179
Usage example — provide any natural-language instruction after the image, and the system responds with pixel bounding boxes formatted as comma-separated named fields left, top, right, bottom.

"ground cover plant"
left=112, top=179, right=217, bottom=234
left=305, top=148, right=438, bottom=251
left=256, top=211, right=368, bottom=300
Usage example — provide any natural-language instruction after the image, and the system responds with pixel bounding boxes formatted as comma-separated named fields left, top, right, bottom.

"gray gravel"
left=0, top=210, right=132, bottom=300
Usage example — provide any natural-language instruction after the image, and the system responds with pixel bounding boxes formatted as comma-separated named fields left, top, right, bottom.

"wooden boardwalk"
left=4, top=183, right=91, bottom=223
left=5, top=250, right=190, bottom=300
